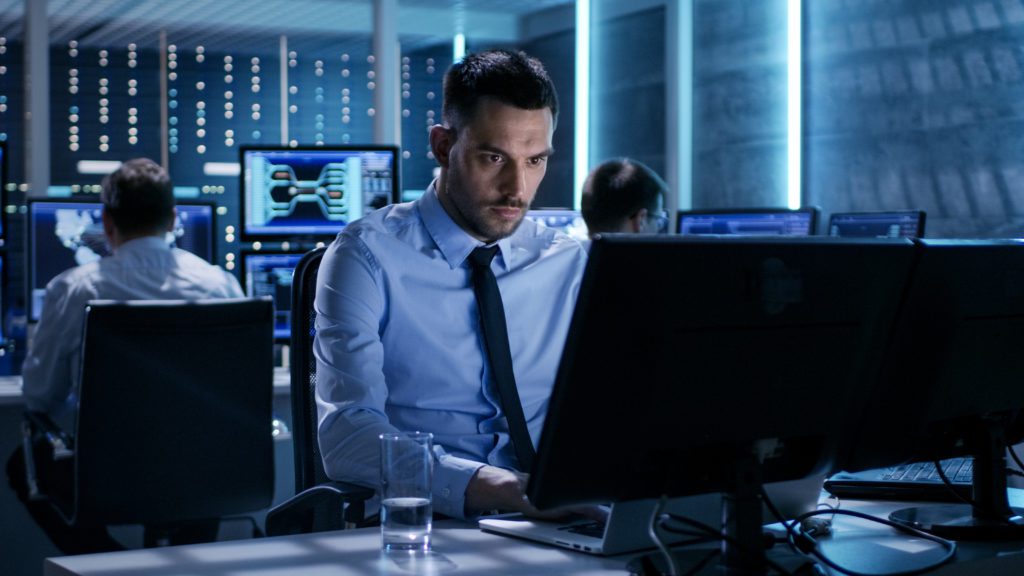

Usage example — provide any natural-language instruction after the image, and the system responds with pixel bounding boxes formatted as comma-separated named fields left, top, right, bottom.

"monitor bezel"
left=170, top=199, right=218, bottom=264
left=827, top=210, right=926, bottom=239
left=238, top=248, right=309, bottom=342
left=675, top=206, right=820, bottom=236
left=528, top=234, right=916, bottom=510
left=238, top=144, right=401, bottom=242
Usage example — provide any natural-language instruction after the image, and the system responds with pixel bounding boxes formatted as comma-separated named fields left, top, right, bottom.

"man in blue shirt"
left=315, top=49, right=587, bottom=519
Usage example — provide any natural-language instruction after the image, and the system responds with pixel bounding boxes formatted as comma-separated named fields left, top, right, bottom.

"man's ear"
left=166, top=207, right=177, bottom=232
left=628, top=208, right=649, bottom=233
left=102, top=209, right=116, bottom=238
left=429, top=125, right=454, bottom=168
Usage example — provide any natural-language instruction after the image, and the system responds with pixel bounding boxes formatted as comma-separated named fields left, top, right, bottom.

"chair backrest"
left=289, top=247, right=328, bottom=493
left=73, top=298, right=275, bottom=526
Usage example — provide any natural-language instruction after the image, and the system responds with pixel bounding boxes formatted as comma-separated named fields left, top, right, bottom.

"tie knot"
left=468, top=246, right=499, bottom=269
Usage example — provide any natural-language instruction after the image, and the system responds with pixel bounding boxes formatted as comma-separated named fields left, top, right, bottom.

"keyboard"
left=882, top=458, right=973, bottom=483
left=559, top=521, right=604, bottom=538
left=824, top=457, right=973, bottom=502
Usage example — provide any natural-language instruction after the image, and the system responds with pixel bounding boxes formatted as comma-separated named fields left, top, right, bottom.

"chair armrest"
left=21, top=411, right=74, bottom=502
left=24, top=411, right=74, bottom=459
left=265, top=481, right=376, bottom=536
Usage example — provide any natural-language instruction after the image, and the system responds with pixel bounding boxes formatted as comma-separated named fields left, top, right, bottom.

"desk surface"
left=44, top=521, right=630, bottom=576
left=0, top=368, right=291, bottom=408
left=43, top=497, right=1024, bottom=576
left=0, top=375, right=23, bottom=406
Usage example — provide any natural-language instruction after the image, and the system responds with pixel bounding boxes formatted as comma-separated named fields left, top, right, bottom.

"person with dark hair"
left=316, top=49, right=587, bottom=520
left=581, top=158, right=669, bottom=237
left=21, top=158, right=242, bottom=423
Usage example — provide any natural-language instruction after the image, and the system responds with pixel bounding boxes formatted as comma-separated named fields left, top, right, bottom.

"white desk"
left=0, top=375, right=23, bottom=406
left=42, top=499, right=1024, bottom=576
left=44, top=521, right=630, bottom=576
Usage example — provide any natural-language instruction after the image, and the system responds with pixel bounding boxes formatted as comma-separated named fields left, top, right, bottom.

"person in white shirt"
left=21, top=158, right=242, bottom=424
left=11, top=157, right=242, bottom=552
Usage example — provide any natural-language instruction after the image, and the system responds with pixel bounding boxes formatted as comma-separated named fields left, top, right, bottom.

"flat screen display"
left=676, top=208, right=817, bottom=237
left=27, top=199, right=215, bottom=322
left=828, top=211, right=925, bottom=239
left=240, top=250, right=305, bottom=341
left=240, top=145, right=399, bottom=240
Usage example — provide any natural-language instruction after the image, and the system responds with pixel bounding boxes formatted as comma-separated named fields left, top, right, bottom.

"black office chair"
left=265, top=247, right=374, bottom=536
left=21, top=298, right=276, bottom=548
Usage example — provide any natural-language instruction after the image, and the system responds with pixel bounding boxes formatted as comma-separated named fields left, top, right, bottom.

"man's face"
left=432, top=97, right=554, bottom=243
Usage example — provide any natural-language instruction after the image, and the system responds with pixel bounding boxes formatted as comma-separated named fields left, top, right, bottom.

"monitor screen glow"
left=828, top=211, right=925, bottom=239
left=677, top=208, right=817, bottom=236
left=524, top=209, right=589, bottom=242
left=240, top=145, right=399, bottom=240
left=27, top=200, right=215, bottom=322
left=240, top=251, right=304, bottom=341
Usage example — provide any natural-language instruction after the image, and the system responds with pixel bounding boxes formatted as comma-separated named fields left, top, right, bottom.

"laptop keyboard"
left=881, top=457, right=973, bottom=483
left=559, top=521, right=604, bottom=538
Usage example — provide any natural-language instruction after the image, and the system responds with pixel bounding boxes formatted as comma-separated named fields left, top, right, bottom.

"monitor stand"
left=633, top=452, right=812, bottom=576
left=889, top=416, right=1024, bottom=540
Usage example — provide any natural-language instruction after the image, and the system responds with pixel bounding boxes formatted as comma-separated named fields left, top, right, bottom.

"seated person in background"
left=315, top=49, right=588, bottom=519
left=10, top=158, right=243, bottom=551
left=21, top=157, right=243, bottom=425
left=580, top=158, right=669, bottom=237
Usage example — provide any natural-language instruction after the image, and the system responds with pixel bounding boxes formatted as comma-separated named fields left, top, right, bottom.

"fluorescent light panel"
left=77, top=160, right=122, bottom=175
left=787, top=0, right=802, bottom=210
left=203, top=162, right=240, bottom=177
left=574, top=0, right=590, bottom=210
left=453, top=33, right=466, bottom=63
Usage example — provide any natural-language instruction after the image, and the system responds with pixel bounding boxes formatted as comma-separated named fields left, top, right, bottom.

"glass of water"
left=380, top=431, right=434, bottom=552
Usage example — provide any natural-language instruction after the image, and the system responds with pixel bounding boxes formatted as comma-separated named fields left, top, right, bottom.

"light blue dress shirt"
left=314, top=183, right=587, bottom=519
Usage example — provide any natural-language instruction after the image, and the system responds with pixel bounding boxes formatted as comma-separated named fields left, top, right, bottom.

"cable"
left=932, top=459, right=983, bottom=511
left=1009, top=444, right=1024, bottom=475
left=648, top=495, right=681, bottom=576
left=760, top=486, right=957, bottom=576
left=659, top=512, right=795, bottom=576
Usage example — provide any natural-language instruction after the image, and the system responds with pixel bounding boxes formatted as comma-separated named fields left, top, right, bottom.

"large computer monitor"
left=842, top=239, right=1024, bottom=538
left=524, top=208, right=589, bottom=242
left=828, top=210, right=926, bottom=238
left=676, top=207, right=818, bottom=236
left=528, top=235, right=916, bottom=572
left=239, top=250, right=304, bottom=341
left=240, top=145, right=399, bottom=241
left=27, top=199, right=216, bottom=322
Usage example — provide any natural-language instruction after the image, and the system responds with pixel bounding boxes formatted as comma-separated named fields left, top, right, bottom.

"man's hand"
left=464, top=465, right=608, bottom=523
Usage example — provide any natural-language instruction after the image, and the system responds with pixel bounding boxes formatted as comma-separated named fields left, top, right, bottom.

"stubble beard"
left=445, top=174, right=529, bottom=243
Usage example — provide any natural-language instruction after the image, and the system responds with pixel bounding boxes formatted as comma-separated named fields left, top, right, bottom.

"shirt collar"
left=418, top=180, right=514, bottom=272
left=112, top=235, right=170, bottom=254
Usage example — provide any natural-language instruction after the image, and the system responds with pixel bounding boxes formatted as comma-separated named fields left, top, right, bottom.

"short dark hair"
left=581, top=158, right=668, bottom=234
left=443, top=49, right=559, bottom=131
left=101, top=158, right=175, bottom=236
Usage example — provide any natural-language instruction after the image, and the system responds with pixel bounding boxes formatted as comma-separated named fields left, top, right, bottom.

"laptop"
left=479, top=475, right=823, bottom=556
left=824, top=458, right=973, bottom=502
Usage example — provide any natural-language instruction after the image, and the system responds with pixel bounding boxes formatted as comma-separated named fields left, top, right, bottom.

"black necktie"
left=467, top=246, right=536, bottom=472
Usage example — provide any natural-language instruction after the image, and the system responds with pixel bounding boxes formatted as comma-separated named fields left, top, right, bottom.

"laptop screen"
left=828, top=211, right=925, bottom=239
